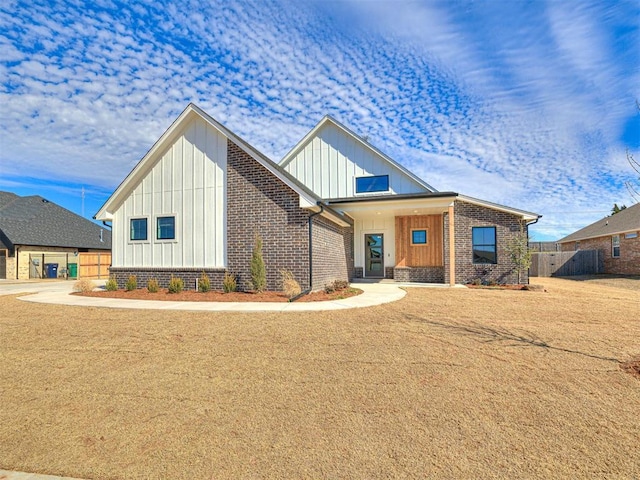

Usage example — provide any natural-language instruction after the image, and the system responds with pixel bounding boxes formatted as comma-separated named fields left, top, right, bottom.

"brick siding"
left=394, top=266, right=444, bottom=283
left=226, top=140, right=311, bottom=292
left=108, top=267, right=226, bottom=290
left=559, top=233, right=640, bottom=275
left=311, top=215, right=354, bottom=290
left=444, top=201, right=528, bottom=285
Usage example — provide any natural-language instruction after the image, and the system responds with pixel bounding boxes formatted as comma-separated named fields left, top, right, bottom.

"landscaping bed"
left=75, top=286, right=363, bottom=302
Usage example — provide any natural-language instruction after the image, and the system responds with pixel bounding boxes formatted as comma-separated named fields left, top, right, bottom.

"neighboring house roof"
left=95, top=103, right=350, bottom=227
left=0, top=191, right=112, bottom=250
left=279, top=115, right=438, bottom=193
left=558, top=203, right=640, bottom=243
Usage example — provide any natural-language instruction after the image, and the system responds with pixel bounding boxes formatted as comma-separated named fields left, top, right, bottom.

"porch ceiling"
left=329, top=196, right=456, bottom=220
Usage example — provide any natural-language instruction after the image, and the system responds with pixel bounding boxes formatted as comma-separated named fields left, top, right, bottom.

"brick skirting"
left=109, top=267, right=227, bottom=291
left=394, top=266, right=444, bottom=283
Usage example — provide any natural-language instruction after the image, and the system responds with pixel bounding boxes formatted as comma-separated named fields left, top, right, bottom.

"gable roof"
left=0, top=191, right=111, bottom=250
left=95, top=104, right=350, bottom=227
left=279, top=115, right=437, bottom=193
left=558, top=203, right=640, bottom=243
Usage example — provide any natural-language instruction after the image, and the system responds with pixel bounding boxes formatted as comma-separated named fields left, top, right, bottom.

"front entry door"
left=365, top=234, right=384, bottom=277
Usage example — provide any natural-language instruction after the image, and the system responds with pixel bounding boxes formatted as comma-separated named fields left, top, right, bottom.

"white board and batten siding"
left=112, top=117, right=227, bottom=269
left=282, top=123, right=428, bottom=199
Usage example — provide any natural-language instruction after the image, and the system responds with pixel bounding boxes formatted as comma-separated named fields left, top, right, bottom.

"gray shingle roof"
left=558, top=203, right=640, bottom=243
left=0, top=191, right=112, bottom=250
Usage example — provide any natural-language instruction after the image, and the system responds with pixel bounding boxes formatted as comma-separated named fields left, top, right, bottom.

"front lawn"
left=0, top=277, right=638, bottom=479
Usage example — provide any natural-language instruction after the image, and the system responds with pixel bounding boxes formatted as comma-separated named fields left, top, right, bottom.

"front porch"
left=329, top=193, right=458, bottom=286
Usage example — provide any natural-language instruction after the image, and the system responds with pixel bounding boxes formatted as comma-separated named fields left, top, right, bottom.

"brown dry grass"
left=0, top=277, right=638, bottom=479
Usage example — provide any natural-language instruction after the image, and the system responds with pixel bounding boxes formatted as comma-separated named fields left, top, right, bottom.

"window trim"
left=472, top=226, right=497, bottom=264
left=355, top=174, right=390, bottom=194
left=625, top=232, right=638, bottom=239
left=129, top=217, right=149, bottom=243
left=410, top=228, right=428, bottom=246
left=612, top=234, right=620, bottom=258
left=156, top=215, right=177, bottom=242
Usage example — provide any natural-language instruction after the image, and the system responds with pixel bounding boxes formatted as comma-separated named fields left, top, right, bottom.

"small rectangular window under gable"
left=355, top=175, right=389, bottom=194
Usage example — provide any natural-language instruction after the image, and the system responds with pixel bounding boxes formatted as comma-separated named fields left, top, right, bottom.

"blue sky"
left=1, top=0, right=638, bottom=241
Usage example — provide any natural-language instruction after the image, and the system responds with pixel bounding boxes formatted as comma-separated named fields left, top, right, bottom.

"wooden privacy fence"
left=530, top=250, right=602, bottom=277
left=78, top=252, right=112, bottom=279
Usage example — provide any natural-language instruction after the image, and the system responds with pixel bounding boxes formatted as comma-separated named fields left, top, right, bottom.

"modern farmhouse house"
left=95, top=103, right=540, bottom=291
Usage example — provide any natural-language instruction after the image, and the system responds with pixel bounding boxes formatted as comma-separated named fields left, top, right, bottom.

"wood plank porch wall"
left=395, top=215, right=443, bottom=267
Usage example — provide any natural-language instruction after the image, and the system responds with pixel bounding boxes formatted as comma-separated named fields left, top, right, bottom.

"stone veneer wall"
left=311, top=215, right=354, bottom=290
left=559, top=234, right=640, bottom=275
left=226, top=140, right=311, bottom=292
left=394, top=266, right=444, bottom=283
left=444, top=201, right=527, bottom=285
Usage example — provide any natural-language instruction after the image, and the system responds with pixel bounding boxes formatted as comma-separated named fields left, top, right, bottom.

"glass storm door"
left=365, top=234, right=384, bottom=277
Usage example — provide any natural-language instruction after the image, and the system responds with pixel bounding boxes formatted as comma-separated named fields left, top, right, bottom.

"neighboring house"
left=95, top=103, right=540, bottom=291
left=0, top=191, right=112, bottom=280
left=557, top=203, right=640, bottom=275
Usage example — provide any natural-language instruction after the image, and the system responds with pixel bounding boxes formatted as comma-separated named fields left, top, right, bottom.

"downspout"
left=290, top=203, right=324, bottom=302
left=525, top=217, right=540, bottom=284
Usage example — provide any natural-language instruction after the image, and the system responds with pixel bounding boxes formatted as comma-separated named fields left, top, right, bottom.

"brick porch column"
left=448, top=203, right=456, bottom=286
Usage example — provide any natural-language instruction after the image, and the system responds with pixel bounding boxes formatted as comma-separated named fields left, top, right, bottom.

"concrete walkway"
left=0, top=470, right=84, bottom=480
left=2, top=279, right=415, bottom=311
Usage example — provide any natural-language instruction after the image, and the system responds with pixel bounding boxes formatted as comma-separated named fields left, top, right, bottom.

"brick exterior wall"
left=444, top=201, right=528, bottom=285
left=311, top=215, right=354, bottom=290
left=394, top=266, right=444, bottom=283
left=227, top=140, right=311, bottom=292
left=559, top=234, right=640, bottom=275
left=108, top=267, right=226, bottom=290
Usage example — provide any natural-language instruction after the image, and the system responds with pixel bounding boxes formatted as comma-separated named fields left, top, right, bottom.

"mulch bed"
left=75, top=287, right=363, bottom=303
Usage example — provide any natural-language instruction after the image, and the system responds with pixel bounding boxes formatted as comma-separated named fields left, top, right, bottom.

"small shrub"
left=147, top=278, right=160, bottom=293
left=222, top=272, right=237, bottom=293
left=281, top=269, right=301, bottom=298
left=250, top=233, right=267, bottom=293
left=73, top=278, right=96, bottom=293
left=332, top=279, right=350, bottom=290
left=470, top=278, right=482, bottom=286
left=198, top=271, right=211, bottom=293
left=105, top=276, right=118, bottom=291
left=168, top=276, right=184, bottom=294
left=125, top=275, right=137, bottom=291
left=325, top=279, right=349, bottom=294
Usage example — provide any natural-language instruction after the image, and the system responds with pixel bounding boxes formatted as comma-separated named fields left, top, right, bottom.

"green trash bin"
left=68, top=263, right=78, bottom=278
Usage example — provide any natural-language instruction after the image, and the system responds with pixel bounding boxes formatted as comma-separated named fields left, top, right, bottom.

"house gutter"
left=289, top=203, right=325, bottom=302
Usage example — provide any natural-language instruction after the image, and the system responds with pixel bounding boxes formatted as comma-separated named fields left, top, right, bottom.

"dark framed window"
left=355, top=175, right=389, bottom=193
left=472, top=227, right=497, bottom=264
left=612, top=235, right=620, bottom=258
left=157, top=216, right=176, bottom=240
left=130, top=218, right=148, bottom=241
left=411, top=229, right=427, bottom=245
